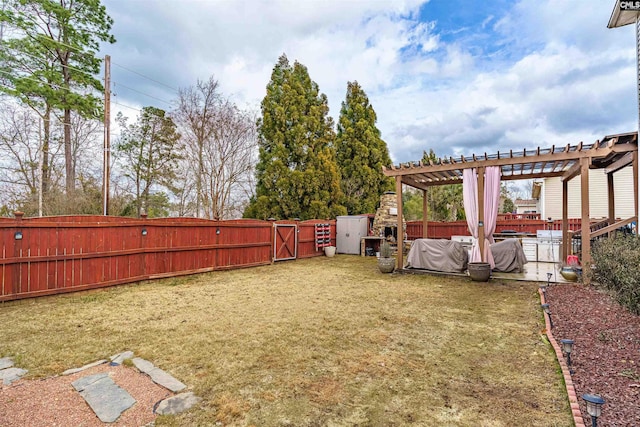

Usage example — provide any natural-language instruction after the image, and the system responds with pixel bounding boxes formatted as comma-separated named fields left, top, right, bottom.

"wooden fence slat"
left=406, top=219, right=583, bottom=240
left=0, top=216, right=334, bottom=302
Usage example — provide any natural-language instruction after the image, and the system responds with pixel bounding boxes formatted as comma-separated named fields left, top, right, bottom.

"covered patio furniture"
left=490, top=239, right=528, bottom=273
left=405, top=238, right=469, bottom=273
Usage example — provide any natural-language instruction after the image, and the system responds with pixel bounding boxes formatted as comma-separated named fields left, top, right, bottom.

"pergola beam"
left=562, top=161, right=583, bottom=182
left=605, top=152, right=634, bottom=174
left=383, top=143, right=609, bottom=177
left=385, top=133, right=638, bottom=274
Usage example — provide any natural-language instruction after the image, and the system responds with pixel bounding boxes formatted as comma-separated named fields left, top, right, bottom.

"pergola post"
left=634, top=151, right=639, bottom=227
left=580, top=157, right=591, bottom=273
left=396, top=177, right=404, bottom=270
left=422, top=189, right=428, bottom=238
left=562, top=179, right=569, bottom=262
left=607, top=172, right=615, bottom=238
left=477, top=167, right=486, bottom=262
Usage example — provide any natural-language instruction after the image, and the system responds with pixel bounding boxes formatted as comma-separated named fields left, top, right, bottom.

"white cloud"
left=101, top=0, right=639, bottom=165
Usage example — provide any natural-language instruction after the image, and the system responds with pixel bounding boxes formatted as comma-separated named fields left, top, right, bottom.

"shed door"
left=337, top=217, right=367, bottom=254
left=274, top=224, right=297, bottom=261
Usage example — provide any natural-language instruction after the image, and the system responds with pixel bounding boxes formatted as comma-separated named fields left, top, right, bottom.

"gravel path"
left=547, top=283, right=640, bottom=427
left=0, top=363, right=170, bottom=426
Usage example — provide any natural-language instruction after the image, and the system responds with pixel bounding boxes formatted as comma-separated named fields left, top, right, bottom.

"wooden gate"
left=273, top=224, right=297, bottom=261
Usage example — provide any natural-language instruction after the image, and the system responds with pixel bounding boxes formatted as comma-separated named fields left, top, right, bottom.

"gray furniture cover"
left=406, top=239, right=469, bottom=273
left=490, top=238, right=528, bottom=273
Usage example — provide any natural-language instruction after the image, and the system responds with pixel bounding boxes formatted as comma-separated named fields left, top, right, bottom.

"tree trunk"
left=42, top=105, right=51, bottom=195
left=64, top=108, right=73, bottom=194
left=136, top=177, right=141, bottom=218
left=196, top=144, right=203, bottom=217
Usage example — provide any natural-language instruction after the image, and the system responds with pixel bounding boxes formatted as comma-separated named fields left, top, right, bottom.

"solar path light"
left=582, top=394, right=605, bottom=427
left=541, top=303, right=553, bottom=329
left=560, top=339, right=574, bottom=373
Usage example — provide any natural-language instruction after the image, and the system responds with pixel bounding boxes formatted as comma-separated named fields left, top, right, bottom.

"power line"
left=3, top=29, right=85, bottom=54
left=112, top=81, right=173, bottom=105
left=2, top=45, right=100, bottom=79
left=0, top=69, right=88, bottom=94
left=4, top=46, right=180, bottom=106
left=112, top=100, right=142, bottom=113
left=112, top=62, right=178, bottom=93
left=0, top=89, right=101, bottom=129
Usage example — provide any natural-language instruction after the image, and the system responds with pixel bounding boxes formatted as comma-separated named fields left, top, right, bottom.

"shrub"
left=380, top=241, right=393, bottom=258
left=591, top=234, right=640, bottom=314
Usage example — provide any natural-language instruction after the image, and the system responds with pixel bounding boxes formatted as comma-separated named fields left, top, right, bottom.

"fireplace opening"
left=384, top=226, right=398, bottom=243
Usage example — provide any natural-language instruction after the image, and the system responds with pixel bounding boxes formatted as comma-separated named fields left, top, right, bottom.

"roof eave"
left=608, top=1, right=640, bottom=28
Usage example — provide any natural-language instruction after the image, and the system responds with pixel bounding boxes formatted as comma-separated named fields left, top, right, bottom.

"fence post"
left=215, top=220, right=220, bottom=269
left=12, top=211, right=24, bottom=296
left=268, top=218, right=276, bottom=263
left=140, top=213, right=148, bottom=277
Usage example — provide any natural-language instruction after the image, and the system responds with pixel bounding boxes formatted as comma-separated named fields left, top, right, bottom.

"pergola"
left=383, top=132, right=639, bottom=277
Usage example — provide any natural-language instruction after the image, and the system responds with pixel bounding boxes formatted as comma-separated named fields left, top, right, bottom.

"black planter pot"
left=468, top=262, right=491, bottom=282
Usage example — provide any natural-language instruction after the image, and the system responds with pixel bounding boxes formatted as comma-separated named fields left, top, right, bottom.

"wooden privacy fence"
left=0, top=215, right=335, bottom=302
left=406, top=218, right=583, bottom=240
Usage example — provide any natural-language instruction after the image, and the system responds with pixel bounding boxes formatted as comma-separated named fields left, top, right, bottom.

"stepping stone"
left=132, top=358, right=186, bottom=392
left=0, top=357, right=14, bottom=370
left=155, top=392, right=201, bottom=415
left=132, top=358, right=155, bottom=374
left=62, top=359, right=107, bottom=376
left=72, top=373, right=136, bottom=423
left=72, top=372, right=109, bottom=391
left=110, top=351, right=134, bottom=365
left=146, top=368, right=186, bottom=393
left=0, top=367, right=28, bottom=385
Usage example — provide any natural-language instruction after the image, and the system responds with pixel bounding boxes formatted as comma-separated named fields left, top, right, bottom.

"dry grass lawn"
left=0, top=255, right=571, bottom=426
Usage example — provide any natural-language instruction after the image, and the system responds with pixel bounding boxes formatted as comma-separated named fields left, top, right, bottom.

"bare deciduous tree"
left=0, top=102, right=106, bottom=216
left=0, top=103, right=62, bottom=214
left=174, top=77, right=257, bottom=219
left=203, top=103, right=257, bottom=219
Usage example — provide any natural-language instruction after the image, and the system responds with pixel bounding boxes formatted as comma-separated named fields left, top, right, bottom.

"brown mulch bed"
left=546, top=283, right=640, bottom=427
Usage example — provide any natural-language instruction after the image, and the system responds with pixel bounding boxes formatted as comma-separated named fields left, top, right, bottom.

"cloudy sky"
left=99, top=0, right=638, bottom=164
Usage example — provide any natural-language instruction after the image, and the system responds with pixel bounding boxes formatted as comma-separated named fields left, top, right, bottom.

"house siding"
left=543, top=167, right=635, bottom=220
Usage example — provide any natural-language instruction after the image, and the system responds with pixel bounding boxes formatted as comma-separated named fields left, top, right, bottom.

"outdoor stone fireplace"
left=372, top=192, right=406, bottom=243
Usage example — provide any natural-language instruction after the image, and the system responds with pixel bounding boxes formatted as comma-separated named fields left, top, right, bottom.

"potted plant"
left=559, top=264, right=579, bottom=282
left=468, top=262, right=491, bottom=282
left=378, top=241, right=396, bottom=273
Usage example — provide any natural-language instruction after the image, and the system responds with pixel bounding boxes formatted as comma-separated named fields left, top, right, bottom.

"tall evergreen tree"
left=0, top=0, right=115, bottom=195
left=244, top=54, right=346, bottom=220
left=335, top=81, right=393, bottom=214
left=115, top=107, right=181, bottom=218
left=422, top=149, right=464, bottom=221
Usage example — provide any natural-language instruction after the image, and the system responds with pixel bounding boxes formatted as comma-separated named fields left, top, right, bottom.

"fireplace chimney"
left=372, top=192, right=406, bottom=243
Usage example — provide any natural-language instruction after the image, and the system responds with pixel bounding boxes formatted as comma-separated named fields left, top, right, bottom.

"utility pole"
left=38, top=118, right=43, bottom=217
left=102, top=54, right=111, bottom=216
